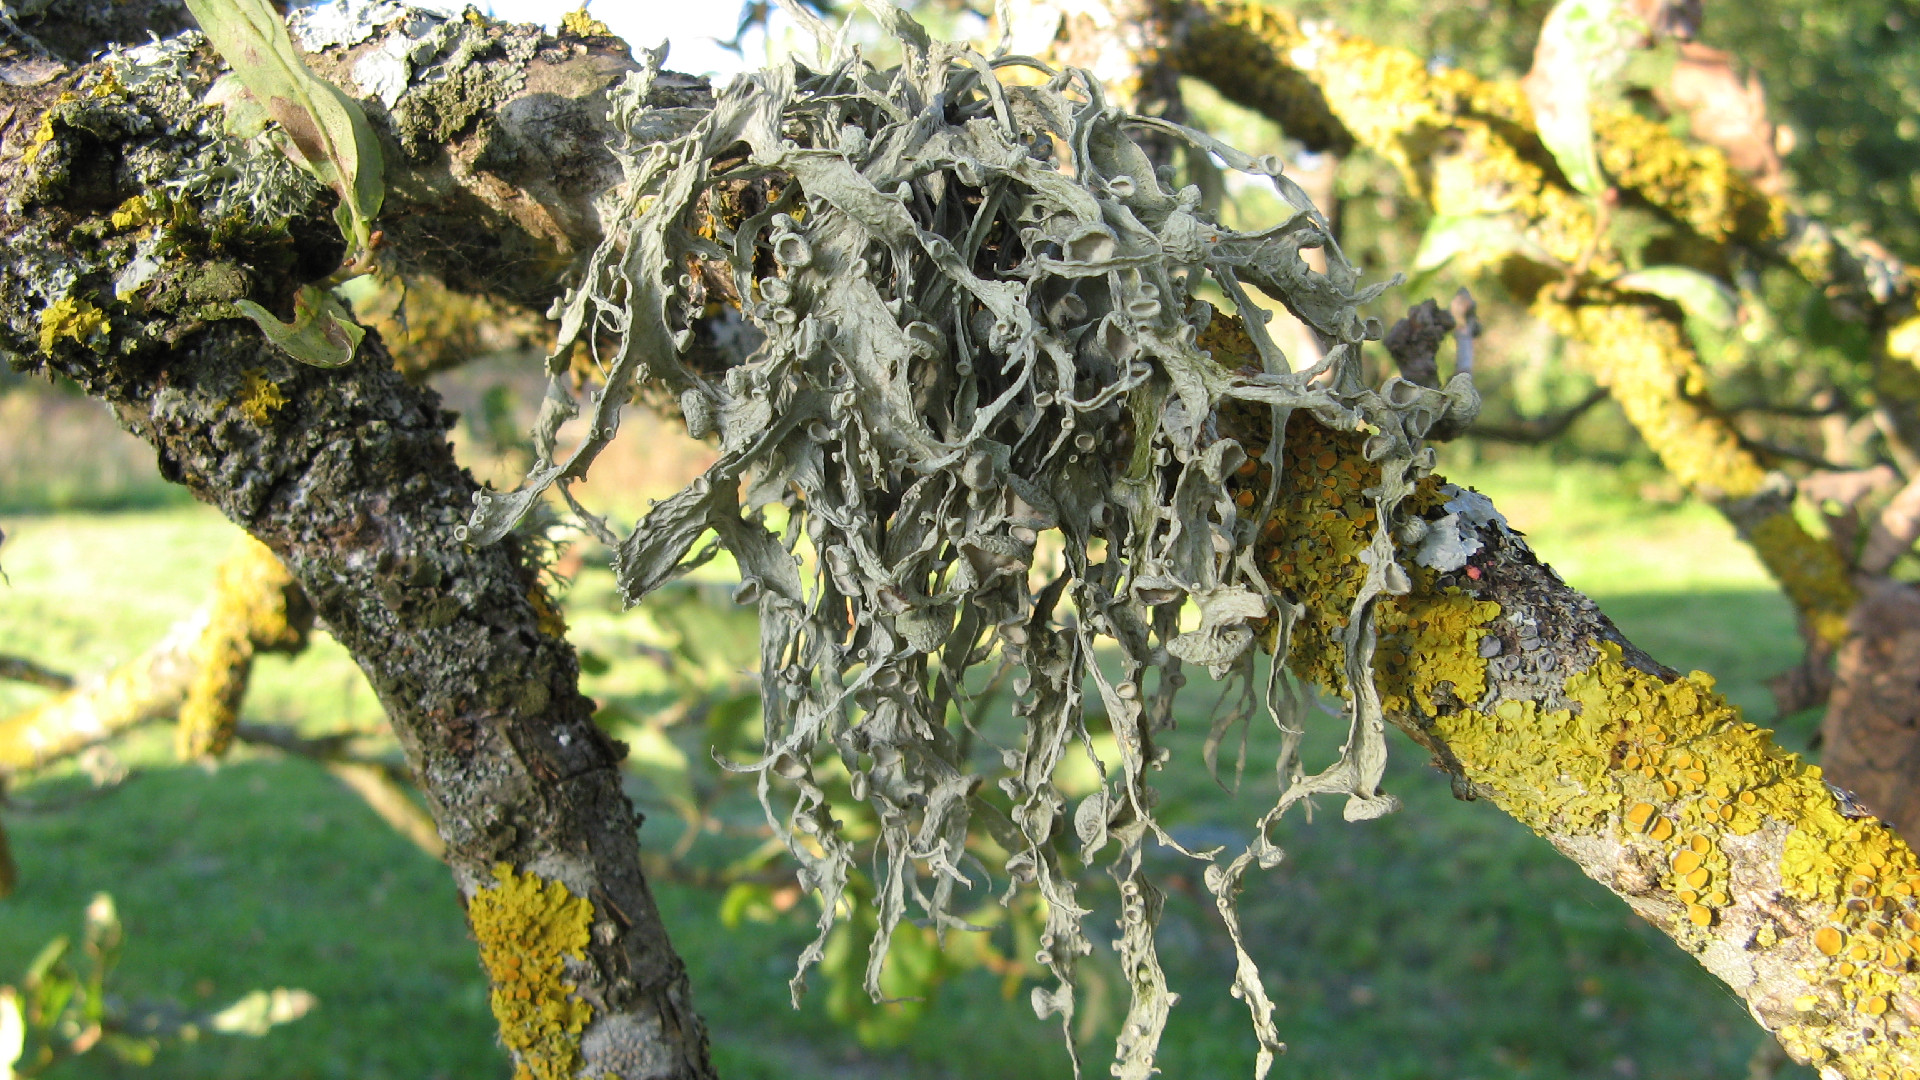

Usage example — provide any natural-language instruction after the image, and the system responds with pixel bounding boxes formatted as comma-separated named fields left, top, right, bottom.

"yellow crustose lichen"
left=37, top=296, right=109, bottom=353
left=467, top=864, right=597, bottom=1080
left=1236, top=412, right=1498, bottom=717
left=1245, top=414, right=1920, bottom=1072
left=238, top=368, right=289, bottom=426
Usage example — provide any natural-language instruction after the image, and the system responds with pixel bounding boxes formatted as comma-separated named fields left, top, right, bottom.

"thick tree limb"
left=1214, top=372, right=1920, bottom=1078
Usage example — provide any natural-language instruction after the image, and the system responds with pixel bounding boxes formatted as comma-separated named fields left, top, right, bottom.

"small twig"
left=0, top=654, right=73, bottom=691
left=1721, top=400, right=1852, bottom=420
left=230, top=720, right=361, bottom=760
left=1732, top=431, right=1856, bottom=472
left=230, top=722, right=444, bottom=859
left=1469, top=387, right=1609, bottom=444
left=1449, top=287, right=1480, bottom=376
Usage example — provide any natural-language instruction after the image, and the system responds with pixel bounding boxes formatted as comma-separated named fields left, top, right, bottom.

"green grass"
left=0, top=450, right=1816, bottom=1079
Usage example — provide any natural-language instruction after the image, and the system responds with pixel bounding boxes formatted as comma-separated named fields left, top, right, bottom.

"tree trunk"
left=0, top=12, right=714, bottom=1079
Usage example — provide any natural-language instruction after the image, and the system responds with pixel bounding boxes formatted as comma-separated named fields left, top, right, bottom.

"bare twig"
left=1470, top=388, right=1609, bottom=444
left=228, top=722, right=444, bottom=859
left=0, top=654, right=73, bottom=691
left=1449, top=287, right=1480, bottom=376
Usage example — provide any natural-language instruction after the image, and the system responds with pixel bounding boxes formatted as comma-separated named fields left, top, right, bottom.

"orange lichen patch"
left=467, top=864, right=596, bottom=1080
left=1687, top=904, right=1714, bottom=927
left=527, top=585, right=568, bottom=640
left=1627, top=803, right=1657, bottom=831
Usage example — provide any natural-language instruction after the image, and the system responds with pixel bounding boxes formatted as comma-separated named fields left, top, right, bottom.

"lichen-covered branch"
left=0, top=535, right=307, bottom=772
left=1, top=4, right=1906, bottom=1077
left=1160, top=0, right=1912, bottom=313
left=1152, top=0, right=1865, bottom=650
left=1218, top=387, right=1920, bottom=1078
left=1539, top=301, right=1858, bottom=645
left=176, top=535, right=312, bottom=759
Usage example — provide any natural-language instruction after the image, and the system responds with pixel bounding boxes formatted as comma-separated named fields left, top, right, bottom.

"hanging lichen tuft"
left=467, top=13, right=1478, bottom=1078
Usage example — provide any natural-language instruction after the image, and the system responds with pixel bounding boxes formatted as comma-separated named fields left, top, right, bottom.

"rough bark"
left=0, top=16, right=713, bottom=1080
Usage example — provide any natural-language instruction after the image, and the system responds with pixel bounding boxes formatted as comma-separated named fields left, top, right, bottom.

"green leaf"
left=0, top=989, right=22, bottom=1080
left=235, top=285, right=365, bottom=368
left=183, top=0, right=384, bottom=255
left=1526, top=0, right=1649, bottom=196
left=22, top=936, right=68, bottom=987
left=1413, top=214, right=1559, bottom=275
left=1612, top=266, right=1740, bottom=330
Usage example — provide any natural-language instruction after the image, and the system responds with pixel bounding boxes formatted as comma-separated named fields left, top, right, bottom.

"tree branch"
left=0, top=20, right=713, bottom=1079
left=1222, top=388, right=1920, bottom=1077
left=1861, top=472, right=1920, bottom=576
left=231, top=721, right=446, bottom=859
left=1469, top=387, right=1609, bottom=444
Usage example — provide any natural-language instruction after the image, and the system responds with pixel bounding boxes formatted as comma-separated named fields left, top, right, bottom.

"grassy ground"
left=0, top=447, right=1815, bottom=1080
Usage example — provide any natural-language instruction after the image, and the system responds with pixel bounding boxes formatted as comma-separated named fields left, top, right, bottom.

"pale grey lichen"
left=467, top=13, right=1478, bottom=1079
left=1412, top=485, right=1508, bottom=572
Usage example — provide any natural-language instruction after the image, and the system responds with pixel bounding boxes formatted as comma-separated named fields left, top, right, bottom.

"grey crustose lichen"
left=466, top=10, right=1479, bottom=1078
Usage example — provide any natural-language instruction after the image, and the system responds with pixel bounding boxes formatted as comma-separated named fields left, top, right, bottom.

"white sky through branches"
left=482, top=1, right=772, bottom=81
